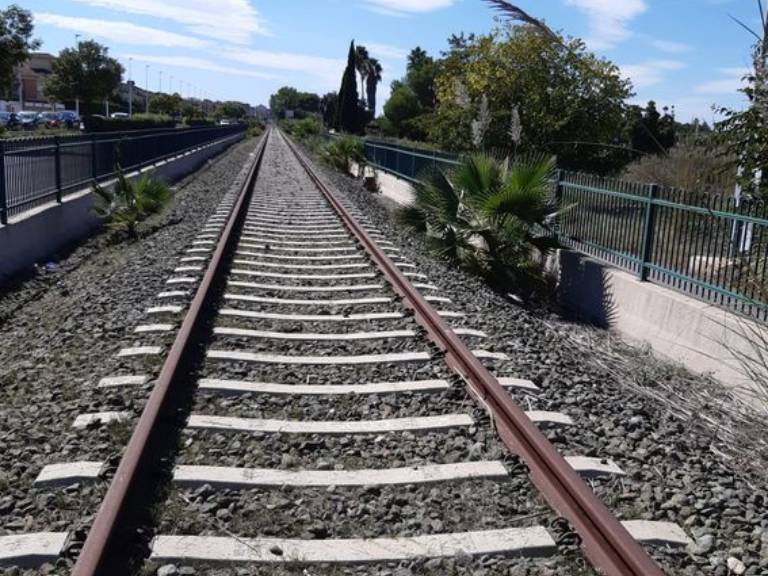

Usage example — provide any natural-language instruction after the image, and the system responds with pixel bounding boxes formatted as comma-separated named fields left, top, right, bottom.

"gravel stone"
left=0, top=138, right=258, bottom=575
left=303, top=141, right=768, bottom=576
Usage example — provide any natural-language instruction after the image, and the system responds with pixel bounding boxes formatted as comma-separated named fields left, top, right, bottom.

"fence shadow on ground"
left=557, top=251, right=617, bottom=329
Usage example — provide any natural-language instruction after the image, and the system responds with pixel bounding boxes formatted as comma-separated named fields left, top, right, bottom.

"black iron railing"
left=0, top=124, right=246, bottom=223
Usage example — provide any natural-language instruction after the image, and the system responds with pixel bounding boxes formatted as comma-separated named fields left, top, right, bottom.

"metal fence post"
left=553, top=169, right=563, bottom=240
left=91, top=136, right=98, bottom=180
left=638, top=183, right=659, bottom=281
left=54, top=136, right=63, bottom=203
left=0, top=141, right=7, bottom=225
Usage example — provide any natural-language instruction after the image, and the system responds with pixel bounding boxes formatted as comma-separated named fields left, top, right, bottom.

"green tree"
left=270, top=86, right=299, bottom=115
left=335, top=41, right=360, bottom=133
left=149, top=92, right=183, bottom=116
left=45, top=40, right=123, bottom=115
left=216, top=101, right=247, bottom=119
left=320, top=92, right=338, bottom=127
left=406, top=47, right=438, bottom=109
left=269, top=86, right=320, bottom=118
left=384, top=84, right=422, bottom=135
left=0, top=5, right=40, bottom=97
left=181, top=101, right=203, bottom=118
left=714, top=1, right=768, bottom=198
left=432, top=27, right=632, bottom=172
left=625, top=101, right=676, bottom=155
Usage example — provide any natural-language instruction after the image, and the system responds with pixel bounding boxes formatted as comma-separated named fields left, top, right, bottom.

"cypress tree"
left=334, top=40, right=359, bottom=133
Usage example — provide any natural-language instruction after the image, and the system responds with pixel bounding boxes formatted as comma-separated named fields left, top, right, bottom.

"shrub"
left=282, top=116, right=322, bottom=141
left=621, top=136, right=736, bottom=196
left=85, top=113, right=176, bottom=132
left=320, top=136, right=365, bottom=175
left=399, top=153, right=562, bottom=295
left=245, top=118, right=266, bottom=138
left=183, top=117, right=216, bottom=127
left=93, top=167, right=171, bottom=238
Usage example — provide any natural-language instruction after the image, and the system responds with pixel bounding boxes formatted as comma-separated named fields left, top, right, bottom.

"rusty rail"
left=71, top=131, right=270, bottom=576
left=281, top=130, right=665, bottom=576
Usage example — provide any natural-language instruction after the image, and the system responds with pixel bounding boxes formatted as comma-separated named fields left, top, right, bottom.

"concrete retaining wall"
left=553, top=249, right=765, bottom=395
left=0, top=132, right=244, bottom=283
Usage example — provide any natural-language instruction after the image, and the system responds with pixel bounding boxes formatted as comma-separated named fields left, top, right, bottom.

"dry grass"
left=621, top=137, right=736, bottom=197
left=544, top=318, right=768, bottom=483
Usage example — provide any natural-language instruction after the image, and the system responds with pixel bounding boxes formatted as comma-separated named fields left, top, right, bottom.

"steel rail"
left=71, top=130, right=270, bottom=576
left=281, top=130, right=665, bottom=576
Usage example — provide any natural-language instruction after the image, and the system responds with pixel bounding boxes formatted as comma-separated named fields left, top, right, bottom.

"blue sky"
left=18, top=0, right=759, bottom=121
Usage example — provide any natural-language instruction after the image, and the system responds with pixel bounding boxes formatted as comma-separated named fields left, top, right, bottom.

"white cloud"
left=362, top=0, right=453, bottom=16
left=621, top=60, right=685, bottom=88
left=651, top=38, right=692, bottom=54
left=220, top=48, right=345, bottom=88
left=363, top=42, right=409, bottom=60
left=695, top=67, right=750, bottom=94
left=566, top=0, right=647, bottom=49
left=69, top=0, right=268, bottom=44
left=36, top=13, right=209, bottom=48
left=121, top=53, right=280, bottom=80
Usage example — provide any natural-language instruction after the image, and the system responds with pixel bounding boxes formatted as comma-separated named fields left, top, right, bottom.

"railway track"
left=1, top=129, right=694, bottom=575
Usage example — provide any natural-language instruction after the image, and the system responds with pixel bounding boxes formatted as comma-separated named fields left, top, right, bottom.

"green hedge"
left=84, top=114, right=176, bottom=132
left=183, top=117, right=216, bottom=127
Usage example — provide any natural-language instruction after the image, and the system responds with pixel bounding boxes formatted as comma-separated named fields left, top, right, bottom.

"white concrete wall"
left=0, top=132, right=244, bottom=283
left=554, top=250, right=766, bottom=399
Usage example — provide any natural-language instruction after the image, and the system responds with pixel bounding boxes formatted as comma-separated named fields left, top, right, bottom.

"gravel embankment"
left=0, top=137, right=258, bottom=576
left=147, top=133, right=572, bottom=576
left=305, top=151, right=768, bottom=576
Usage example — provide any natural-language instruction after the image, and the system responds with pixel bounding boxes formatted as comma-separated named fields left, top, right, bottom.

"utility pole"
left=158, top=70, right=162, bottom=93
left=169, top=75, right=173, bottom=94
left=128, top=57, right=133, bottom=117
left=145, top=64, right=150, bottom=113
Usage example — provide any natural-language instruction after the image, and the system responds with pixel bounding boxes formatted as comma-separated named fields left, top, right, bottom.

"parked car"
left=38, top=111, right=61, bottom=128
left=17, top=111, right=40, bottom=129
left=59, top=110, right=81, bottom=129
left=0, top=111, right=20, bottom=129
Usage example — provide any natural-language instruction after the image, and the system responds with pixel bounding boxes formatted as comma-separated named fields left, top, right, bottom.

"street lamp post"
left=128, top=57, right=133, bottom=117
left=145, top=64, right=150, bottom=113
left=158, top=71, right=162, bottom=94
left=74, top=34, right=81, bottom=115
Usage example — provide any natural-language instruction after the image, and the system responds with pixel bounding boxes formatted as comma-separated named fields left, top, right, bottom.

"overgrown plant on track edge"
left=92, top=167, right=172, bottom=239
left=399, top=153, right=564, bottom=298
left=320, top=136, right=366, bottom=177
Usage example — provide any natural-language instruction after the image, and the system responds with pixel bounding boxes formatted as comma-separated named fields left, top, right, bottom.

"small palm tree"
left=400, top=153, right=562, bottom=292
left=93, top=169, right=171, bottom=238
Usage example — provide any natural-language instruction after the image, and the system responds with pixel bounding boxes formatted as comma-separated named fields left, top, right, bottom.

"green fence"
left=364, top=139, right=768, bottom=321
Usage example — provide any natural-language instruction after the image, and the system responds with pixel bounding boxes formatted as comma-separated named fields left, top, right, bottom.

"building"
left=3, top=53, right=63, bottom=112
left=117, top=81, right=154, bottom=113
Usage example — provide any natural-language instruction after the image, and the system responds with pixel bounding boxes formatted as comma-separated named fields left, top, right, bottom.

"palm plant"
left=93, top=169, right=171, bottom=238
left=320, top=136, right=365, bottom=175
left=400, top=153, right=562, bottom=292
